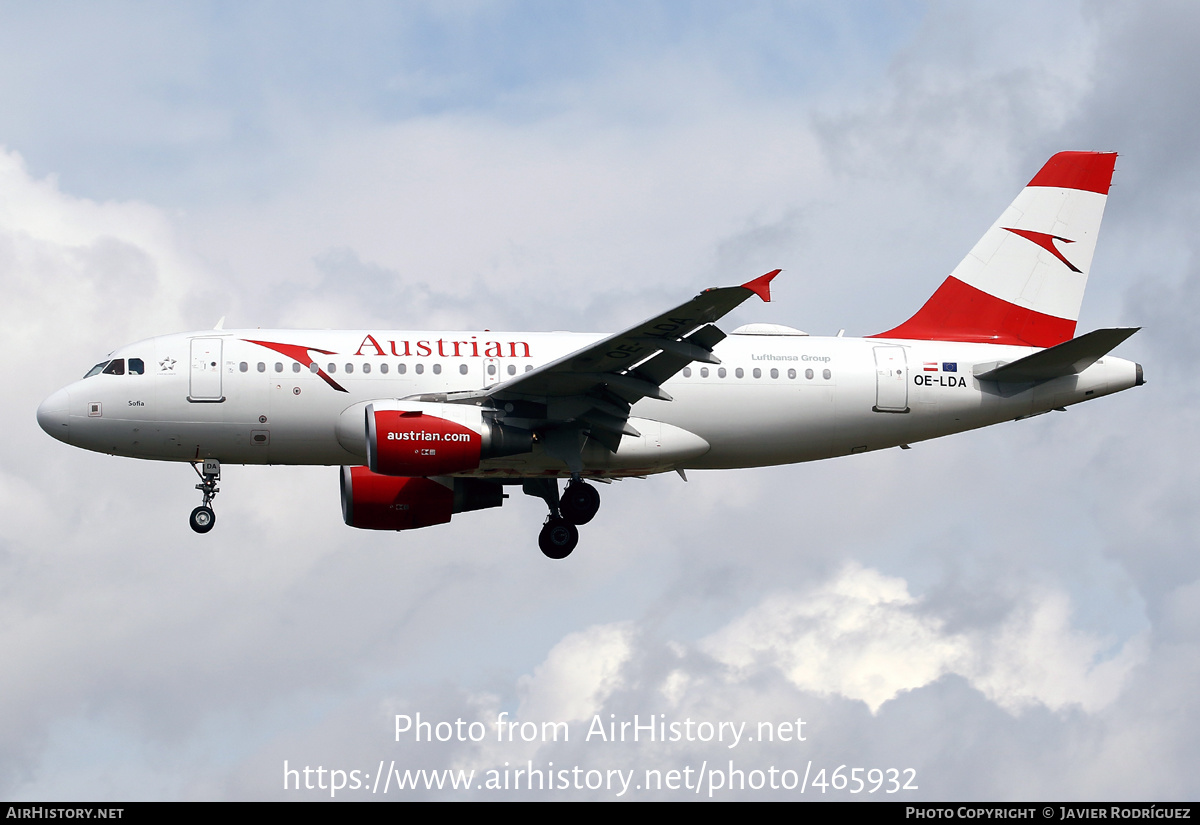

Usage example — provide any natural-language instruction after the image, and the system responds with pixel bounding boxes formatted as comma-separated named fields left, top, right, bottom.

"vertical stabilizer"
left=871, top=151, right=1117, bottom=347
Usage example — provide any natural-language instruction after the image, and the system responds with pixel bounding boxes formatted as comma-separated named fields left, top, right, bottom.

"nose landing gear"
left=190, top=458, right=220, bottom=534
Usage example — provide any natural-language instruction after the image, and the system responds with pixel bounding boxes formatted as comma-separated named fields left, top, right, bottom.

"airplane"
left=36, top=151, right=1143, bottom=559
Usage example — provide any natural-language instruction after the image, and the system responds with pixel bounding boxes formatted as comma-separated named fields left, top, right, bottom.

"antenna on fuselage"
left=213, top=317, right=225, bottom=330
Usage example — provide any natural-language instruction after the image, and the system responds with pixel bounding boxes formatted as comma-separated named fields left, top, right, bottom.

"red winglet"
left=741, top=269, right=781, bottom=302
left=1026, top=151, right=1117, bottom=195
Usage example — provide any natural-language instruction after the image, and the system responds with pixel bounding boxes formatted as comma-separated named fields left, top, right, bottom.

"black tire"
left=559, top=481, right=600, bottom=525
left=190, top=505, right=216, bottom=534
left=538, top=517, right=578, bottom=559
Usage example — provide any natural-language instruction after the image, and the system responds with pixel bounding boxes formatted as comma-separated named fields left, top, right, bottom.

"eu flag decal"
left=943, top=362, right=957, bottom=372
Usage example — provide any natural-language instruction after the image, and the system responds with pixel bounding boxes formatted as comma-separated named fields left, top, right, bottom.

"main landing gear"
left=189, top=458, right=221, bottom=534
left=527, top=477, right=601, bottom=559
left=559, top=479, right=600, bottom=525
left=539, top=517, right=578, bottom=560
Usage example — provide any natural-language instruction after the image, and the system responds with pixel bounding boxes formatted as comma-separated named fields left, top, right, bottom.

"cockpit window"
left=84, top=361, right=110, bottom=378
left=83, top=357, right=143, bottom=378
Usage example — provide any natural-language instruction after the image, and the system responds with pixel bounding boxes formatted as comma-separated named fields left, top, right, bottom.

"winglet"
left=741, top=269, right=781, bottom=302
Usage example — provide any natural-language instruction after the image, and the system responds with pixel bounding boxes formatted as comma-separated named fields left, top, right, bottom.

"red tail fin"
left=871, top=152, right=1117, bottom=347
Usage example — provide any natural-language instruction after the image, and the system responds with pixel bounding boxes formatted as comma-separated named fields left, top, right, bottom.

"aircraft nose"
left=37, top=388, right=70, bottom=443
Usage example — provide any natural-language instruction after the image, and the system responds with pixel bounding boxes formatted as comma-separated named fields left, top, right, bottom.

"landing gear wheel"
left=190, top=505, right=216, bottom=534
left=539, top=516, right=579, bottom=559
left=559, top=481, right=600, bottom=525
left=190, top=459, right=221, bottom=535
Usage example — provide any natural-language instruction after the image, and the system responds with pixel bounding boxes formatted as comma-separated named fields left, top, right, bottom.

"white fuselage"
left=37, top=327, right=1141, bottom=478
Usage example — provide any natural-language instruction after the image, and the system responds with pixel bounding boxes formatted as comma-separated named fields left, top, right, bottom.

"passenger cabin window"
left=682, top=367, right=692, bottom=377
left=459, top=364, right=468, bottom=375
left=508, top=365, right=517, bottom=376
left=102, top=359, right=125, bottom=376
left=379, top=363, right=388, bottom=374
left=718, top=367, right=727, bottom=378
left=433, top=364, right=442, bottom=375
left=239, top=362, right=248, bottom=372
left=415, top=364, right=424, bottom=375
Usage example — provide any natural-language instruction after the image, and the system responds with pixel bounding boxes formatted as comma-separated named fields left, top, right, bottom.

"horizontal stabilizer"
left=973, top=327, right=1139, bottom=383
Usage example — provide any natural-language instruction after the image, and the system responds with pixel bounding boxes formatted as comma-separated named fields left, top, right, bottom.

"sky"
left=2, top=0, right=1198, bottom=801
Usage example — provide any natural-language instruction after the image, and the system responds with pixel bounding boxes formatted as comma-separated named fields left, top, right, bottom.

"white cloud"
left=703, top=564, right=967, bottom=713
left=516, top=622, right=634, bottom=723
left=968, top=590, right=1147, bottom=714
left=701, top=563, right=1144, bottom=715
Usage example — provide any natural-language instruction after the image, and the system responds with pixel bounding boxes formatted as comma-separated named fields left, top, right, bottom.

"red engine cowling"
left=367, top=408, right=482, bottom=476
left=340, top=466, right=505, bottom=531
left=351, top=401, right=532, bottom=477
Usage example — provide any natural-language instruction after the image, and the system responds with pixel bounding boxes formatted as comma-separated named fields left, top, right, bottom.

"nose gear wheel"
left=190, top=506, right=216, bottom=533
left=189, top=459, right=221, bottom=534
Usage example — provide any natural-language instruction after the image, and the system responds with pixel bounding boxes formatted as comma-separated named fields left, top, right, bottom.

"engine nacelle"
left=340, top=466, right=505, bottom=531
left=369, top=407, right=482, bottom=476
left=336, top=400, right=533, bottom=477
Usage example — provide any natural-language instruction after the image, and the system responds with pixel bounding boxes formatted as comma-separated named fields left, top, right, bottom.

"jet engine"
left=336, top=400, right=533, bottom=476
left=340, top=466, right=505, bottom=531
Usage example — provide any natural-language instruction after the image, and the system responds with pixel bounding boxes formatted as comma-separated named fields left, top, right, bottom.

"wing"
left=410, top=270, right=780, bottom=459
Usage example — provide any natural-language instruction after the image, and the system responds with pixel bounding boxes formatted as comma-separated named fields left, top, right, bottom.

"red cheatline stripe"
left=1026, top=151, right=1117, bottom=195
left=869, top=276, right=1076, bottom=347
